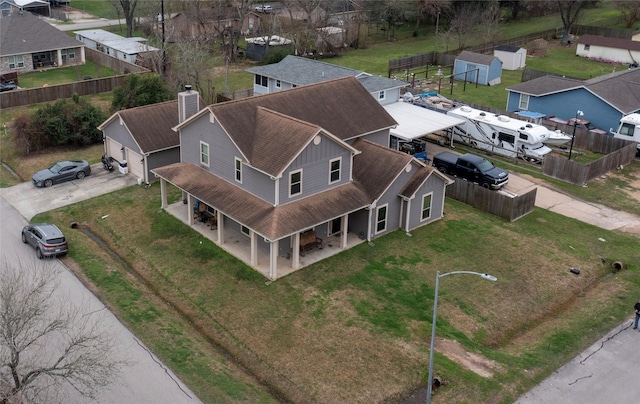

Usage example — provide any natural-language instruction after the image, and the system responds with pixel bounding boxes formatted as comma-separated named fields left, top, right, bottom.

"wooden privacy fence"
left=0, top=75, right=144, bottom=109
left=542, top=142, right=637, bottom=185
left=445, top=180, right=537, bottom=222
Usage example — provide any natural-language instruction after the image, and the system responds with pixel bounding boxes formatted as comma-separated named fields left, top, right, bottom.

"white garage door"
left=125, top=148, right=144, bottom=180
left=106, top=137, right=123, bottom=161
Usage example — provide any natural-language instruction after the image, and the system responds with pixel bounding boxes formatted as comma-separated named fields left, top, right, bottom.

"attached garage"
left=125, top=148, right=144, bottom=180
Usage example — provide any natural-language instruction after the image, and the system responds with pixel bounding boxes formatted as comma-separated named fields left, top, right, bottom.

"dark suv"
left=21, top=223, right=68, bottom=259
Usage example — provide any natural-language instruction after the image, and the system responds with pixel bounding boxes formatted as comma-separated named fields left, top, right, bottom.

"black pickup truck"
left=432, top=152, right=509, bottom=190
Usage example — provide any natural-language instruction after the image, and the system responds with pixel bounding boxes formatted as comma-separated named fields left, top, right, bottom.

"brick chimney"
left=178, top=85, right=199, bottom=123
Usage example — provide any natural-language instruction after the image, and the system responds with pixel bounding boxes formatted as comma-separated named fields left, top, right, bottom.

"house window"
left=61, top=49, right=67, bottom=61
left=375, top=204, right=388, bottom=233
left=241, top=225, right=250, bottom=236
left=378, top=90, right=386, bottom=101
left=200, top=141, right=209, bottom=166
left=329, top=157, right=341, bottom=184
left=276, top=80, right=281, bottom=88
left=8, top=55, right=24, bottom=69
left=518, top=94, right=530, bottom=110
left=255, top=74, right=268, bottom=87
left=289, top=169, right=302, bottom=197
left=421, top=193, right=432, bottom=221
left=68, top=48, right=75, bottom=59
left=235, top=157, right=242, bottom=182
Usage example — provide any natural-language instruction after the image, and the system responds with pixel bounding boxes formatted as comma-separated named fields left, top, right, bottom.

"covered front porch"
left=163, top=199, right=366, bottom=281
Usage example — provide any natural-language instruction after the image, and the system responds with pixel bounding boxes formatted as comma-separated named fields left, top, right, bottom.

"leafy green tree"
left=111, top=74, right=174, bottom=111
left=12, top=96, right=107, bottom=155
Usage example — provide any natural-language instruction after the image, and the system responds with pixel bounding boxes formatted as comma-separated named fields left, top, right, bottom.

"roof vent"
left=498, top=116, right=510, bottom=122
left=185, top=85, right=192, bottom=92
left=525, top=124, right=532, bottom=128
left=479, top=112, right=486, bottom=116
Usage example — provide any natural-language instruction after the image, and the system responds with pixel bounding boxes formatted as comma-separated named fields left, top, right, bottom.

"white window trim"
left=276, top=79, right=281, bottom=88
left=234, top=157, right=242, bottom=183
left=289, top=169, right=302, bottom=197
left=328, top=157, right=341, bottom=184
left=199, top=141, right=210, bottom=167
left=421, top=192, right=433, bottom=221
left=378, top=90, right=386, bottom=100
left=519, top=94, right=530, bottom=110
left=375, top=204, right=388, bottom=234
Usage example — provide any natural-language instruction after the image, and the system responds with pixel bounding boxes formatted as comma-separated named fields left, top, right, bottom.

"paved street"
left=0, top=177, right=200, bottom=403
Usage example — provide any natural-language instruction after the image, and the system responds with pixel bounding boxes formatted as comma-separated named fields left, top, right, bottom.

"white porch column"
left=160, top=179, right=167, bottom=209
left=56, top=49, right=62, bottom=66
left=80, top=47, right=86, bottom=64
left=340, top=214, right=348, bottom=249
left=250, top=231, right=258, bottom=266
left=217, top=211, right=224, bottom=244
left=187, top=195, right=195, bottom=225
left=269, top=240, right=279, bottom=280
left=292, top=233, right=300, bottom=269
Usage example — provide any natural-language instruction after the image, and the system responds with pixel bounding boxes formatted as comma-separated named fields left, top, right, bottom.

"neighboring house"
left=246, top=55, right=464, bottom=151
left=576, top=35, right=640, bottom=65
left=165, top=10, right=262, bottom=41
left=493, top=45, right=526, bottom=70
left=453, top=50, right=502, bottom=86
left=74, top=29, right=160, bottom=66
left=0, top=10, right=85, bottom=73
left=152, top=77, right=452, bottom=280
left=98, top=90, right=204, bottom=184
left=0, top=0, right=50, bottom=18
left=505, top=67, right=640, bottom=132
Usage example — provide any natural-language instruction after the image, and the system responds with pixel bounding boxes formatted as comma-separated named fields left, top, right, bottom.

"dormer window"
left=289, top=169, right=302, bottom=197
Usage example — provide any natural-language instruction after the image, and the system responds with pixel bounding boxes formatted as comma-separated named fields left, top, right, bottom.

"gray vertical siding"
left=103, top=119, right=141, bottom=153
left=358, top=129, right=391, bottom=148
left=147, top=148, right=180, bottom=183
left=370, top=165, right=412, bottom=238
left=180, top=114, right=277, bottom=204
left=280, top=134, right=353, bottom=204
left=406, top=173, right=446, bottom=230
left=376, top=88, right=401, bottom=106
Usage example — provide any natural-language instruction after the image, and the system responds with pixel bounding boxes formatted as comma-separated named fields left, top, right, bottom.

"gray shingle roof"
left=0, top=11, right=84, bottom=56
left=456, top=50, right=500, bottom=66
left=116, top=101, right=181, bottom=153
left=246, top=55, right=408, bottom=93
left=507, top=68, right=640, bottom=114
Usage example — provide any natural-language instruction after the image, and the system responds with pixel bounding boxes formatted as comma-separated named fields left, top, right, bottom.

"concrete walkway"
left=505, top=173, right=640, bottom=236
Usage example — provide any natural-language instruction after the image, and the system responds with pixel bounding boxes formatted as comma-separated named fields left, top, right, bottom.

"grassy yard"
left=3, top=2, right=640, bottom=402
left=36, top=182, right=640, bottom=403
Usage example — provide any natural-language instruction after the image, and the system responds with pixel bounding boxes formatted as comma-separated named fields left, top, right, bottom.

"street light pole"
left=426, top=271, right=497, bottom=404
left=568, top=110, right=584, bottom=161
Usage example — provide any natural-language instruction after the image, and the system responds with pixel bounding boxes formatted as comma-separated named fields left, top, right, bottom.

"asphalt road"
left=0, top=173, right=201, bottom=403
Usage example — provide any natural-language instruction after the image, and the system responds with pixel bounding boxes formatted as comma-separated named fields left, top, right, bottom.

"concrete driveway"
left=0, top=163, right=137, bottom=220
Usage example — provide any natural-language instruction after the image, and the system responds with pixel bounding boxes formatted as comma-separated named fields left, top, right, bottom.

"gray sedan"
left=32, top=160, right=91, bottom=187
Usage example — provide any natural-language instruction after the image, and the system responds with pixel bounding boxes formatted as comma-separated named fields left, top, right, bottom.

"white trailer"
left=610, top=113, right=640, bottom=155
left=447, top=106, right=552, bottom=162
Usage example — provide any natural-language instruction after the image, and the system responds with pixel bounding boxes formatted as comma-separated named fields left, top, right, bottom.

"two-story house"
left=152, top=77, right=452, bottom=280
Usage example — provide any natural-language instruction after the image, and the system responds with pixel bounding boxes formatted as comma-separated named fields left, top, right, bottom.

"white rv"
left=610, top=113, right=640, bottom=155
left=447, top=106, right=552, bottom=162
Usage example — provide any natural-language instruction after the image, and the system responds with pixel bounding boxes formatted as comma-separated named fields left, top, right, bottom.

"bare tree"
left=0, top=259, right=122, bottom=403
left=118, top=0, right=140, bottom=37
left=613, top=0, right=640, bottom=28
left=557, top=0, right=587, bottom=45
